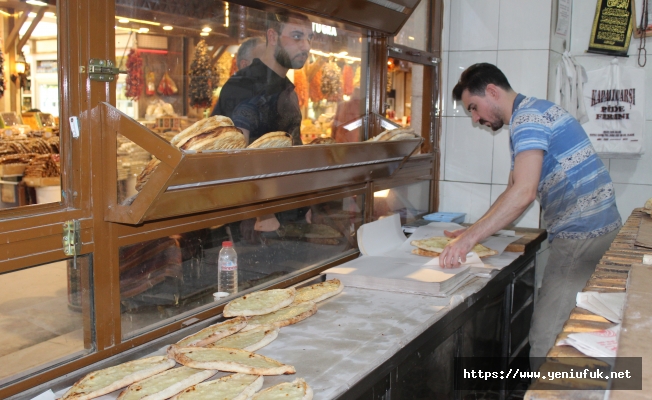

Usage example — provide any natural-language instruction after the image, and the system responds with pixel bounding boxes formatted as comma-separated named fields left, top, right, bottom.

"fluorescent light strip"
left=309, top=49, right=361, bottom=62
left=115, top=16, right=160, bottom=26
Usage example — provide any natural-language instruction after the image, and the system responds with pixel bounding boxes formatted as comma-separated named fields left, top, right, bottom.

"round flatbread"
left=410, top=237, right=498, bottom=258
left=176, top=316, right=247, bottom=347
left=251, top=378, right=313, bottom=400
left=293, top=279, right=343, bottom=304
left=171, top=116, right=234, bottom=148
left=60, top=356, right=176, bottom=400
left=207, top=325, right=279, bottom=352
left=243, top=301, right=317, bottom=330
left=167, top=345, right=296, bottom=376
left=223, top=288, right=296, bottom=317
left=117, top=366, right=217, bottom=400
left=171, top=373, right=264, bottom=400
left=247, top=132, right=292, bottom=149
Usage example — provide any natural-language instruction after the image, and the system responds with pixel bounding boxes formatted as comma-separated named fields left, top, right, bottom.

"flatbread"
left=223, top=288, right=296, bottom=317
left=176, top=316, right=248, bottom=347
left=293, top=279, right=343, bottom=304
left=117, top=367, right=217, bottom=400
left=367, top=127, right=418, bottom=142
left=645, top=198, right=652, bottom=215
left=60, top=356, right=176, bottom=400
left=182, top=127, right=246, bottom=151
left=171, top=116, right=234, bottom=148
left=251, top=378, right=313, bottom=400
left=206, top=325, right=279, bottom=352
left=135, top=158, right=161, bottom=192
left=308, top=137, right=335, bottom=145
left=247, top=132, right=292, bottom=149
left=243, top=301, right=317, bottom=330
left=410, top=237, right=498, bottom=258
left=167, top=345, right=296, bottom=376
left=171, top=373, right=264, bottom=400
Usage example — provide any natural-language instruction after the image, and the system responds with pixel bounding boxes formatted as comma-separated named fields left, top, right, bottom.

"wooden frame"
left=633, top=0, right=652, bottom=37
left=0, top=0, right=443, bottom=397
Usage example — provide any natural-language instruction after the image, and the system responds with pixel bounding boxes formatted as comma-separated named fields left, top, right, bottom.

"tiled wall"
left=439, top=0, right=652, bottom=227
left=439, top=0, right=551, bottom=228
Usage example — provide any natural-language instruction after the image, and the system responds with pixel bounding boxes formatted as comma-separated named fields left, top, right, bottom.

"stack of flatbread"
left=135, top=115, right=246, bottom=191
left=59, top=280, right=344, bottom=399
left=308, top=137, right=335, bottom=145
left=366, top=127, right=419, bottom=142
left=247, top=131, right=293, bottom=149
left=410, top=236, right=498, bottom=258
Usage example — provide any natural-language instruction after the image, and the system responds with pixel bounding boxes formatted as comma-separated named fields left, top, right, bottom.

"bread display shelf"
left=23, top=176, right=61, bottom=187
left=100, top=103, right=421, bottom=225
left=0, top=163, right=27, bottom=176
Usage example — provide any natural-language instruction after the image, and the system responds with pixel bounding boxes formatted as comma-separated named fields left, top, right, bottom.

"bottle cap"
left=222, top=241, right=233, bottom=247
left=213, top=292, right=230, bottom=300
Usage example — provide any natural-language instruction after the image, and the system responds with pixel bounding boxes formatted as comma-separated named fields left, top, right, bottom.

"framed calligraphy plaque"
left=588, top=0, right=634, bottom=56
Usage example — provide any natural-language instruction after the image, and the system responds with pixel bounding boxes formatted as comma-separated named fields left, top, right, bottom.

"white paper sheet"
left=558, top=325, right=620, bottom=358
left=576, top=292, right=626, bottom=323
left=357, top=214, right=406, bottom=256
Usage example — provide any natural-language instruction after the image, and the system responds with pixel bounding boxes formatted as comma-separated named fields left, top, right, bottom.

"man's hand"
left=444, top=228, right=467, bottom=238
left=439, top=233, right=475, bottom=269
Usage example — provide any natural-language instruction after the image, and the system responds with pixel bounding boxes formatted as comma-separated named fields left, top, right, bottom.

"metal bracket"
left=63, top=220, right=81, bottom=256
left=88, top=59, right=123, bottom=82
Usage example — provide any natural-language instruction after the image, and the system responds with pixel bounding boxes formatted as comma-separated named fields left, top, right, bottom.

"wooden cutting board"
left=634, top=214, right=652, bottom=250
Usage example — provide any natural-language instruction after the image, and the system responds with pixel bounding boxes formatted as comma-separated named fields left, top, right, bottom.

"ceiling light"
left=26, top=0, right=48, bottom=6
left=374, top=189, right=390, bottom=198
left=115, top=16, right=160, bottom=26
left=202, top=27, right=212, bottom=32
left=28, top=12, right=37, bottom=17
left=118, top=18, right=129, bottom=23
left=139, top=27, right=149, bottom=33
left=163, top=25, right=173, bottom=31
left=408, top=36, right=415, bottom=40
left=200, top=32, right=209, bottom=36
left=45, top=11, right=55, bottom=17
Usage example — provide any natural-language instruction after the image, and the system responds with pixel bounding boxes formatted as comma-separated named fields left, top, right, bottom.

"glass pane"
left=0, top=256, right=94, bottom=385
left=393, top=0, right=428, bottom=51
left=373, top=181, right=430, bottom=224
left=386, top=59, right=424, bottom=136
left=0, top=5, right=62, bottom=210
left=120, top=194, right=364, bottom=338
left=113, top=1, right=368, bottom=156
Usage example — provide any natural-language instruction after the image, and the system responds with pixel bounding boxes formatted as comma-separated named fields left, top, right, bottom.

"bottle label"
left=221, top=261, right=237, bottom=272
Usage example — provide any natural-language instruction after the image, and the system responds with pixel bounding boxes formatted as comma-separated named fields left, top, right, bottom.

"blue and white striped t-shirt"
left=510, top=95, right=621, bottom=241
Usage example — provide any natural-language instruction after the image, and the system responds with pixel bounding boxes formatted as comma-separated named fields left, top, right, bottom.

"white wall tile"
left=569, top=0, right=596, bottom=54
left=609, top=122, right=652, bottom=185
left=547, top=50, right=563, bottom=102
left=444, top=116, right=495, bottom=184
left=629, top=0, right=647, bottom=56
left=492, top=127, right=511, bottom=184
left=439, top=117, right=448, bottom=181
left=490, top=184, right=541, bottom=228
left=445, top=51, right=498, bottom=117
left=439, top=181, right=492, bottom=223
left=613, top=183, right=652, bottom=222
left=449, top=0, right=500, bottom=51
left=498, top=0, right=553, bottom=50
left=600, top=156, right=610, bottom=172
left=497, top=50, right=550, bottom=99
left=439, top=51, right=449, bottom=116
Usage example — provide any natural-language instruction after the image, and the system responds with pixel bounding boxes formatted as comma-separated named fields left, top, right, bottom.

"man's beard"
left=275, top=43, right=307, bottom=69
left=479, top=104, right=504, bottom=131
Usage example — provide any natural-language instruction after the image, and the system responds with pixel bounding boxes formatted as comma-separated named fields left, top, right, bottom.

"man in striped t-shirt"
left=442, top=63, right=621, bottom=370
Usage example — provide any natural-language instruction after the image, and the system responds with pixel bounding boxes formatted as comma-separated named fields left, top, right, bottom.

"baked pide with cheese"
left=206, top=325, right=279, bottom=352
left=292, top=279, right=343, bottom=304
left=60, top=356, right=176, bottom=400
left=167, top=345, right=296, bottom=375
left=117, top=366, right=217, bottom=400
left=243, top=301, right=317, bottom=330
left=223, top=288, right=296, bottom=317
left=176, top=316, right=247, bottom=347
left=410, top=237, right=498, bottom=258
left=251, top=378, right=313, bottom=400
left=247, top=131, right=293, bottom=149
left=171, top=373, right=264, bottom=400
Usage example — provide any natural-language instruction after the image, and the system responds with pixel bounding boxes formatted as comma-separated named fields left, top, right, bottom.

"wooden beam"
left=16, top=7, right=45, bottom=52
left=5, top=10, right=29, bottom=53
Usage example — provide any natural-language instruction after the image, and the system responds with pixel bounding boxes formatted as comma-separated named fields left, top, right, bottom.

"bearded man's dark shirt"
left=211, top=58, right=302, bottom=145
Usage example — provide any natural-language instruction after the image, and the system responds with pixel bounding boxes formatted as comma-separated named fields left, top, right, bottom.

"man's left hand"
left=439, top=234, right=475, bottom=268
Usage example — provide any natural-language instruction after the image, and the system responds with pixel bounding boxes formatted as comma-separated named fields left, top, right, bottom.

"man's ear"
left=485, top=83, right=500, bottom=100
left=267, top=28, right=278, bottom=46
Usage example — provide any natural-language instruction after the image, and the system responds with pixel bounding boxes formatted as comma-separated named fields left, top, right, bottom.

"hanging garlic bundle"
left=320, top=61, right=342, bottom=102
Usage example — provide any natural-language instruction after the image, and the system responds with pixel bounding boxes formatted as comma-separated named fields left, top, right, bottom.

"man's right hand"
left=444, top=228, right=467, bottom=238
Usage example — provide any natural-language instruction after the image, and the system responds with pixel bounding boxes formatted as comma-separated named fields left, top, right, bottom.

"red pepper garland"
left=125, top=49, right=144, bottom=100
left=189, top=40, right=217, bottom=109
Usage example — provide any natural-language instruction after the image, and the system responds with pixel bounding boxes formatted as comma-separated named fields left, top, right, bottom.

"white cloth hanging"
left=554, top=51, right=589, bottom=124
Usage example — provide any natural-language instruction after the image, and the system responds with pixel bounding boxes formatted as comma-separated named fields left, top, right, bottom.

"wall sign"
left=312, top=22, right=337, bottom=36
left=588, top=0, right=634, bottom=56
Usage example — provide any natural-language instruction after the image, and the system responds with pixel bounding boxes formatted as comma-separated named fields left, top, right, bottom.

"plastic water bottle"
left=218, top=241, right=238, bottom=295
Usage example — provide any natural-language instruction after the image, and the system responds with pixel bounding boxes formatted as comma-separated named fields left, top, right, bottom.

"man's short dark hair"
left=451, top=63, right=512, bottom=101
left=236, top=37, right=263, bottom=66
left=266, top=11, right=311, bottom=44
